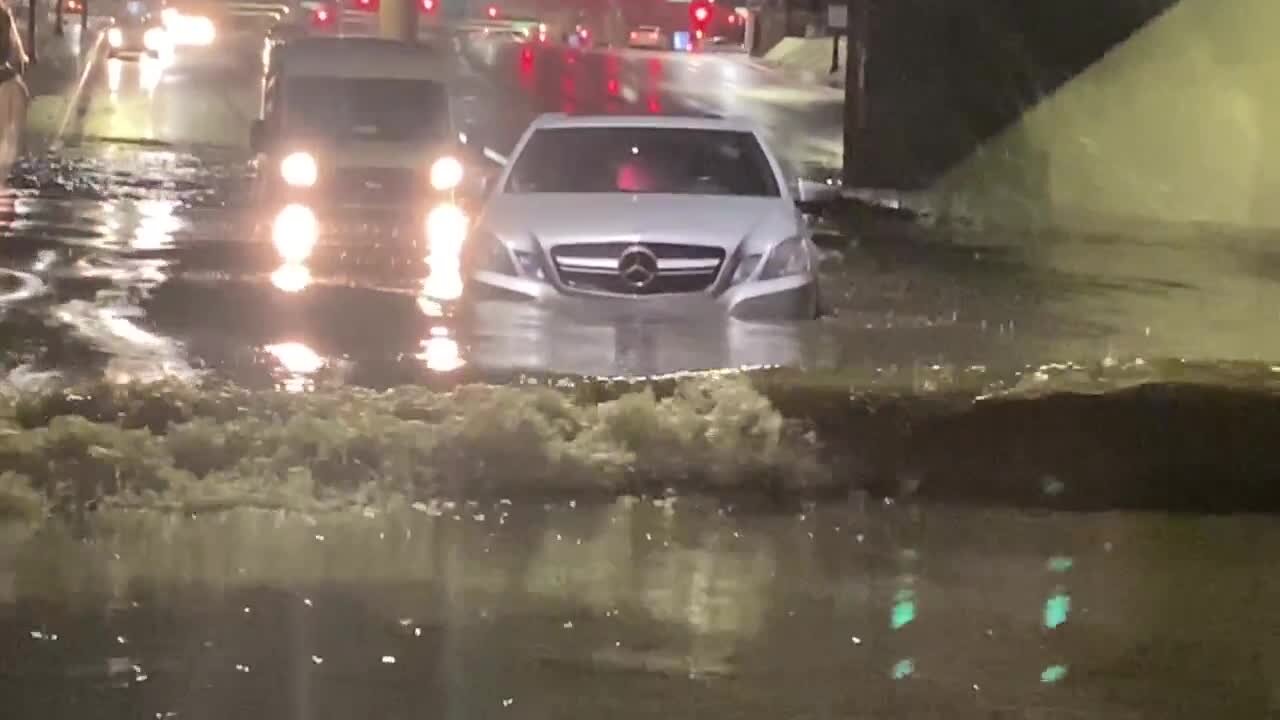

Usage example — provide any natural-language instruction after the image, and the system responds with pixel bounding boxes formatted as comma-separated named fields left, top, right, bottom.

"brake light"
left=420, top=0, right=435, bottom=11
left=579, top=28, right=589, bottom=39
left=354, top=0, right=377, bottom=11
left=311, top=6, right=333, bottom=26
left=693, top=6, right=709, bottom=22
left=486, top=5, right=497, bottom=18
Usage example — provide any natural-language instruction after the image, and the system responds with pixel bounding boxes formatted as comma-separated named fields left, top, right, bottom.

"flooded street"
left=4, top=17, right=1280, bottom=720
left=4, top=502, right=1280, bottom=718
left=2, top=35, right=1279, bottom=386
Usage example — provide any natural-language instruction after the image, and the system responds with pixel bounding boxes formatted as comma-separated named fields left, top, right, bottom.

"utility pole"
left=26, top=0, right=37, bottom=63
left=379, top=0, right=418, bottom=42
left=54, top=0, right=63, bottom=36
left=81, top=0, right=88, bottom=35
left=841, top=0, right=868, bottom=188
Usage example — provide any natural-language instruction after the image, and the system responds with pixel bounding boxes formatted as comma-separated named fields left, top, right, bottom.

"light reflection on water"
left=2, top=503, right=1278, bottom=717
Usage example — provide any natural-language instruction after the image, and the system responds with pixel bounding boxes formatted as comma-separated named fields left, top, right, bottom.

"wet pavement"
left=1, top=29, right=1279, bottom=389
left=5, top=26, right=1280, bottom=720
left=5, top=501, right=1280, bottom=718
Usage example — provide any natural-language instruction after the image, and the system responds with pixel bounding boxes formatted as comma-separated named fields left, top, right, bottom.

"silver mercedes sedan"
left=461, top=114, right=833, bottom=320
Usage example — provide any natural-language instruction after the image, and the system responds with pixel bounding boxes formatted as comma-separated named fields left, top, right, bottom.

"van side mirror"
left=795, top=178, right=840, bottom=214
left=249, top=120, right=268, bottom=153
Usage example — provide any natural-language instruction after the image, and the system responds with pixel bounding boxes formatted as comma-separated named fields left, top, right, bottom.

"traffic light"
left=689, top=0, right=711, bottom=35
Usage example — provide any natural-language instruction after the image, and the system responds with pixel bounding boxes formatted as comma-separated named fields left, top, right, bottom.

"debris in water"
left=311, top=655, right=324, bottom=665
left=117, top=635, right=127, bottom=644
left=381, top=655, right=396, bottom=664
left=398, top=618, right=413, bottom=626
left=414, top=627, right=422, bottom=637
left=562, top=621, right=574, bottom=629
left=303, top=598, right=313, bottom=607
left=502, top=698, right=514, bottom=708
left=851, top=636, right=862, bottom=645
left=235, top=664, right=251, bottom=673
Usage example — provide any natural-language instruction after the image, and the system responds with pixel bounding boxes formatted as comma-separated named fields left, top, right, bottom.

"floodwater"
left=3, top=501, right=1280, bottom=718
left=4, top=32, right=1280, bottom=388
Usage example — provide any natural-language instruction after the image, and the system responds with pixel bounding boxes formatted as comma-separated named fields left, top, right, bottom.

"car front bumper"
left=467, top=271, right=817, bottom=321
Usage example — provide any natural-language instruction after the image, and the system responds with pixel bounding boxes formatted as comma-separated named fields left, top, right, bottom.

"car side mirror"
left=795, top=178, right=840, bottom=214
left=249, top=120, right=268, bottom=153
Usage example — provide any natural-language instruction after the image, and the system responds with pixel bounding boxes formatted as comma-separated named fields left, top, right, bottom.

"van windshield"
left=281, top=77, right=450, bottom=142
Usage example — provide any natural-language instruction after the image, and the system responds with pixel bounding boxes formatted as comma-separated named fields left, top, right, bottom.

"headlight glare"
left=272, top=204, right=318, bottom=263
left=143, top=27, right=169, bottom=52
left=426, top=203, right=468, bottom=259
left=429, top=155, right=464, bottom=191
left=107, top=27, right=123, bottom=48
left=280, top=151, right=317, bottom=187
left=757, top=237, right=810, bottom=280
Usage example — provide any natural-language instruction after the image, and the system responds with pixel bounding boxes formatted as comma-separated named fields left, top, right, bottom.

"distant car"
left=627, top=25, right=663, bottom=49
left=464, top=114, right=833, bottom=320
left=107, top=15, right=169, bottom=59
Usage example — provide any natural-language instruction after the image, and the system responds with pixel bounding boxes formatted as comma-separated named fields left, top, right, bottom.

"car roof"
left=529, top=113, right=763, bottom=133
left=274, top=37, right=457, bottom=81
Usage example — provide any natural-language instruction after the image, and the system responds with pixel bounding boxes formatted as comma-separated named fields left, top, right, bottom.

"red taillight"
left=420, top=0, right=435, bottom=12
left=693, top=6, right=709, bottom=22
left=486, top=5, right=497, bottom=18
left=727, top=14, right=738, bottom=24
left=312, top=6, right=334, bottom=26
left=579, top=28, right=589, bottom=39
left=354, top=0, right=377, bottom=11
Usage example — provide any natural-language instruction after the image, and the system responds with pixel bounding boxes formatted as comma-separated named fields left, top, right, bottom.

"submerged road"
left=5, top=502, right=1280, bottom=718
left=0, top=29, right=1278, bottom=388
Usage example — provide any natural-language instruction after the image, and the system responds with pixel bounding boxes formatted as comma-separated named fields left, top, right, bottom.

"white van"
left=253, top=36, right=476, bottom=255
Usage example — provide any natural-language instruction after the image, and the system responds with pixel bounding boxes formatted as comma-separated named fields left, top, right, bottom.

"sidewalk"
left=751, top=36, right=846, bottom=90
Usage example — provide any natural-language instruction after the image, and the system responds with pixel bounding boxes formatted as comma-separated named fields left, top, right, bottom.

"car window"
left=504, top=127, right=781, bottom=197
left=281, top=77, right=450, bottom=143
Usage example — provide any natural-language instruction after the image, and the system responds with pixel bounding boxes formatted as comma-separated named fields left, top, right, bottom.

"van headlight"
left=143, top=27, right=169, bottom=52
left=272, top=204, right=318, bottom=263
left=426, top=203, right=468, bottom=259
left=107, top=27, right=123, bottom=48
left=757, top=237, right=810, bottom=280
left=280, top=151, right=317, bottom=188
left=429, top=156, right=464, bottom=191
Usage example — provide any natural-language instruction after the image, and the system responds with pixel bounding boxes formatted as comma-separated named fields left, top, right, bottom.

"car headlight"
left=272, top=204, right=318, bottom=263
left=143, top=27, right=169, bottom=52
left=107, top=27, right=123, bottom=47
left=426, top=203, right=468, bottom=260
left=429, top=156, right=464, bottom=191
left=279, top=151, right=317, bottom=188
left=756, top=236, right=810, bottom=280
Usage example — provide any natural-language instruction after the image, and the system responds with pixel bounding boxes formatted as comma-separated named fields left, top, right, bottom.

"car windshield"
left=504, top=126, right=781, bottom=196
left=281, top=77, right=450, bottom=142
